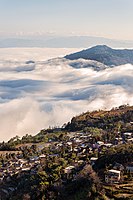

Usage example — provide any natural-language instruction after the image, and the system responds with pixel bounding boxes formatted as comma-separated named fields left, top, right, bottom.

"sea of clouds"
left=0, top=48, right=133, bottom=141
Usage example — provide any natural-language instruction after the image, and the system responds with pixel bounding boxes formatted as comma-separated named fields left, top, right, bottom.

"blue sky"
left=0, top=0, right=133, bottom=40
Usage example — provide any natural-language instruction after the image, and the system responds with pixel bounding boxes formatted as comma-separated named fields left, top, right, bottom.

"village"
left=0, top=129, right=133, bottom=198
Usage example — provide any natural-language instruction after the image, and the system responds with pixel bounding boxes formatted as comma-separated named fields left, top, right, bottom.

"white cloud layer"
left=0, top=48, right=133, bottom=141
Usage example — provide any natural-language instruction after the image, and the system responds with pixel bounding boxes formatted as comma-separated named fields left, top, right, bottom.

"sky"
left=0, top=0, right=133, bottom=40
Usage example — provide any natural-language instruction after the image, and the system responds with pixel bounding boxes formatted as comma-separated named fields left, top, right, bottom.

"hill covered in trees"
left=65, top=45, right=133, bottom=66
left=65, top=105, right=133, bottom=133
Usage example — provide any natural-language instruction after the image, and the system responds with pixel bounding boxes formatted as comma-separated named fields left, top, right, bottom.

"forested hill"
left=65, top=45, right=133, bottom=66
left=65, top=105, right=133, bottom=132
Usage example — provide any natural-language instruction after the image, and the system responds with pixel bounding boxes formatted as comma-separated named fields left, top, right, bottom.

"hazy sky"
left=0, top=0, right=133, bottom=40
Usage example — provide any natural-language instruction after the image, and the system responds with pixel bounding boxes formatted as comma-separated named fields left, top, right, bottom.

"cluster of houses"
left=115, top=132, right=133, bottom=144
left=51, top=131, right=133, bottom=184
left=0, top=153, right=46, bottom=184
left=0, top=130, right=133, bottom=188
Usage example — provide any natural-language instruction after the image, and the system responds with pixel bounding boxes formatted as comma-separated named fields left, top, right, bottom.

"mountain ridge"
left=65, top=45, right=133, bottom=66
left=1, top=36, right=133, bottom=48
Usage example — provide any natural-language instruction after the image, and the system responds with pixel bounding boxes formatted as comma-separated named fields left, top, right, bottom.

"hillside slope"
left=65, top=105, right=133, bottom=132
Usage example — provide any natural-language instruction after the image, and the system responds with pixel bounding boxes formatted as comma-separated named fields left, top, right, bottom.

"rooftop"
left=108, top=169, right=121, bottom=174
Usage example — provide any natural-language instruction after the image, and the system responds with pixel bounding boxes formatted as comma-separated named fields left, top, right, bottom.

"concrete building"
left=105, top=169, right=121, bottom=184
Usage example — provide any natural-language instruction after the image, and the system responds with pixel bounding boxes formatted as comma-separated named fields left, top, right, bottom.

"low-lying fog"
left=0, top=48, right=133, bottom=141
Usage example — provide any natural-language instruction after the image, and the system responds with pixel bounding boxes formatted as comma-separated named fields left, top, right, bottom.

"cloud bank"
left=0, top=48, right=133, bottom=141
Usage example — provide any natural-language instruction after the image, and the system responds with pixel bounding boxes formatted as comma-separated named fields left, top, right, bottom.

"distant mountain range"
left=65, top=45, right=133, bottom=66
left=0, top=36, right=133, bottom=48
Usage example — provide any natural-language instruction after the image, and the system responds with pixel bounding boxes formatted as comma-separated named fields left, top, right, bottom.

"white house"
left=105, top=169, right=121, bottom=184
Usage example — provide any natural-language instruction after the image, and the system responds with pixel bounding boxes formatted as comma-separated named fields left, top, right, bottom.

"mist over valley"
left=0, top=46, right=132, bottom=141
